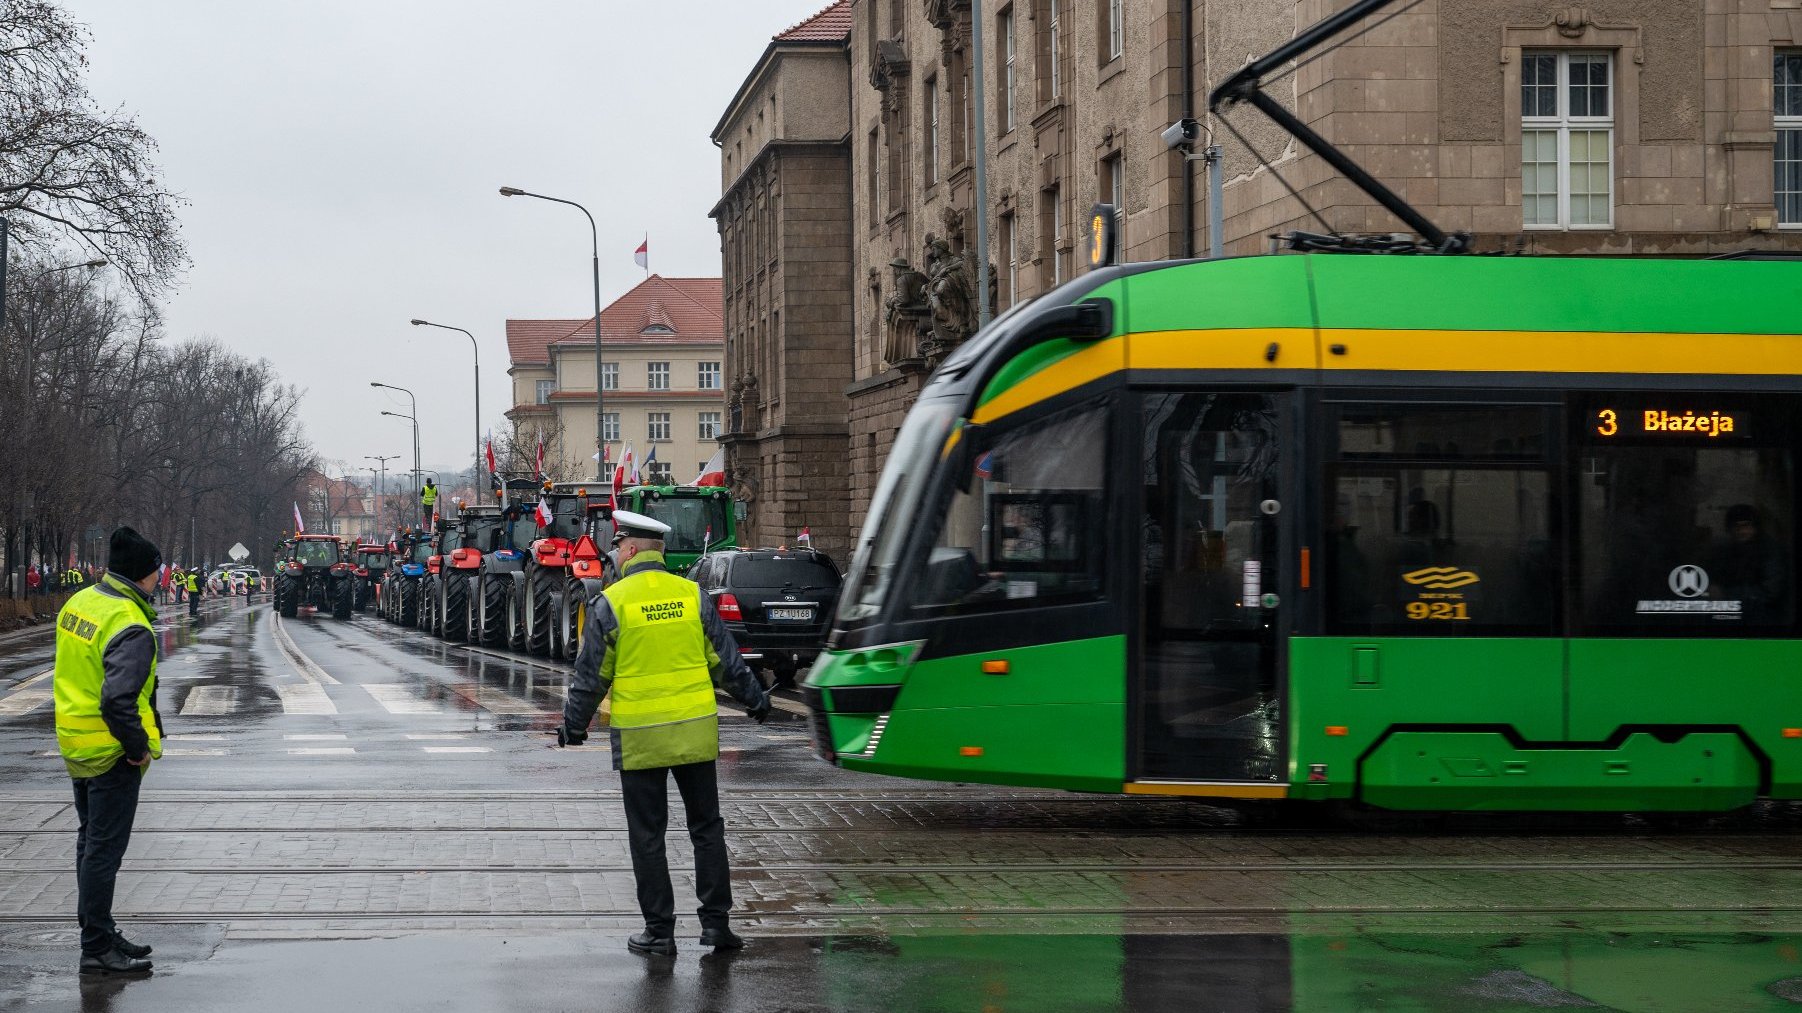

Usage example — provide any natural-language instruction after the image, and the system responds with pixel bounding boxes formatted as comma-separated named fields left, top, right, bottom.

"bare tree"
left=1, top=0, right=188, bottom=299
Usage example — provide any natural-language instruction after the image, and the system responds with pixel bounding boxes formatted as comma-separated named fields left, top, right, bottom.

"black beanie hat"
left=108, top=527, right=163, bottom=582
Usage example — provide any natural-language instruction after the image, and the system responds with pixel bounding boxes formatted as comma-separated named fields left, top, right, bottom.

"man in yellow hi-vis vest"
left=559, top=510, right=769, bottom=956
left=420, top=478, right=438, bottom=527
left=55, top=527, right=165, bottom=976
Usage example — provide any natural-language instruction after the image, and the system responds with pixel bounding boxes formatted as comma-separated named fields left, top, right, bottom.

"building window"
left=698, top=361, right=721, bottom=390
left=601, top=362, right=619, bottom=391
left=1049, top=0, right=1062, bottom=101
left=647, top=412, right=671, bottom=441
left=646, top=462, right=672, bottom=484
left=1777, top=53, right=1802, bottom=226
left=647, top=362, right=670, bottom=391
left=999, top=7, right=1016, bottom=133
left=1521, top=51, right=1613, bottom=229
left=535, top=379, right=554, bottom=405
left=1105, top=0, right=1122, bottom=62
left=869, top=128, right=880, bottom=226
left=925, top=77, right=939, bottom=185
left=1041, top=184, right=1063, bottom=287
left=1000, top=211, right=1017, bottom=307
left=699, top=411, right=722, bottom=440
left=1102, top=152, right=1125, bottom=244
left=602, top=412, right=620, bottom=442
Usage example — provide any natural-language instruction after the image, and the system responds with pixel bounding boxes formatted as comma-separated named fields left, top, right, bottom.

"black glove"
left=747, top=699, right=771, bottom=725
left=556, top=725, right=587, bottom=747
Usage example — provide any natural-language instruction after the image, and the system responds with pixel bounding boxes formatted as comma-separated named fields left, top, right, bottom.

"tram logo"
left=1669, top=564, right=1709, bottom=598
left=1401, top=567, right=1480, bottom=590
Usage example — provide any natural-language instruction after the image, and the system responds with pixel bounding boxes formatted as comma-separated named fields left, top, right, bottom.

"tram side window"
left=1326, top=403, right=1557, bottom=633
left=908, top=402, right=1108, bottom=613
left=1575, top=394, right=1797, bottom=634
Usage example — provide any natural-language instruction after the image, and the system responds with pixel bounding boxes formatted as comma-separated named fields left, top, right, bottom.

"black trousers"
left=619, top=760, right=732, bottom=936
left=188, top=589, right=199, bottom=617
left=73, top=759, right=142, bottom=954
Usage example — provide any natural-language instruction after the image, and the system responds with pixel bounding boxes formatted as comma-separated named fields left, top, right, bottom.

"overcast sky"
left=73, top=0, right=828, bottom=483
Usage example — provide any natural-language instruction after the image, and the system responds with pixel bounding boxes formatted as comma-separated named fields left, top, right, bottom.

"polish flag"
left=633, top=237, right=648, bottom=271
left=693, top=448, right=726, bottom=487
left=293, top=502, right=305, bottom=533
left=534, top=495, right=553, bottom=528
left=797, top=526, right=811, bottom=546
left=484, top=434, right=498, bottom=478
left=613, top=444, right=634, bottom=498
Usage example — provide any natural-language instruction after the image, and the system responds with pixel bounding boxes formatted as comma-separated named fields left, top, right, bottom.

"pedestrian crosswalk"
left=0, top=677, right=560, bottom=719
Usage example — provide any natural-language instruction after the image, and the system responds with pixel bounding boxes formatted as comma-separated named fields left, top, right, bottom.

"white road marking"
left=362, top=684, right=444, bottom=715
left=164, top=734, right=227, bottom=741
left=0, top=691, right=50, bottom=716
left=421, top=746, right=491, bottom=754
left=287, top=747, right=355, bottom=756
left=163, top=748, right=227, bottom=756
left=275, top=683, right=337, bottom=715
left=463, top=686, right=546, bottom=715
left=180, top=686, right=238, bottom=716
left=282, top=733, right=348, bottom=741
left=13, top=669, right=52, bottom=690
left=270, top=612, right=340, bottom=685
left=405, top=733, right=469, bottom=741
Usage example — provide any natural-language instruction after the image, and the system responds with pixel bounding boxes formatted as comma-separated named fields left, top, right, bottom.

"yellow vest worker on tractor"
left=54, top=527, right=165, bottom=976
left=419, top=478, right=438, bottom=528
left=558, top=509, right=770, bottom=956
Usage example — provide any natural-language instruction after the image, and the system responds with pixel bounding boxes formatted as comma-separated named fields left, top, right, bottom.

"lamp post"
left=409, top=320, right=481, bottom=486
left=371, top=382, right=420, bottom=488
left=499, top=185, right=606, bottom=481
left=364, top=455, right=399, bottom=538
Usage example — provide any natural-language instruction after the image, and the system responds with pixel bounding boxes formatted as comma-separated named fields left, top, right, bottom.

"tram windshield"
left=840, top=397, right=961, bottom=622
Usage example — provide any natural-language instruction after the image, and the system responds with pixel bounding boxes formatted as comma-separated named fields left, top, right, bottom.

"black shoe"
left=627, top=932, right=675, bottom=956
left=699, top=926, right=745, bottom=951
left=80, top=948, right=152, bottom=975
left=111, top=933, right=152, bottom=959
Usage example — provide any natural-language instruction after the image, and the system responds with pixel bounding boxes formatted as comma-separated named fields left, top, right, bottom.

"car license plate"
left=768, top=607, right=813, bottom=621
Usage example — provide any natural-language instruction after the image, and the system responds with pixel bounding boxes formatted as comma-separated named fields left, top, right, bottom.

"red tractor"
left=519, top=483, right=617, bottom=658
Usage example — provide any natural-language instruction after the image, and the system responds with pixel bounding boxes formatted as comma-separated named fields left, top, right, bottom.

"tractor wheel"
left=442, top=576, right=470, bottom=642
left=398, top=581, right=418, bottom=626
left=276, top=575, right=298, bottom=618
left=479, top=576, right=508, bottom=648
left=331, top=577, right=352, bottom=620
left=560, top=580, right=587, bottom=660
left=526, top=569, right=555, bottom=656
left=505, top=580, right=524, bottom=651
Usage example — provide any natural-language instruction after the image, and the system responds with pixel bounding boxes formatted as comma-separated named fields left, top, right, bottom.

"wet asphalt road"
left=2, top=595, right=1802, bottom=1011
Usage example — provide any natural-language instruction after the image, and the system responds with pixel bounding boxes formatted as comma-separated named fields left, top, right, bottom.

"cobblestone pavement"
left=2, top=601, right=1801, bottom=1011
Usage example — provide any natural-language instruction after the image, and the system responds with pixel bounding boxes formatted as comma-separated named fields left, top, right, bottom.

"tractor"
left=432, top=504, right=505, bottom=644
left=614, top=484, right=736, bottom=575
left=381, top=530, right=432, bottom=625
left=272, top=534, right=355, bottom=620
left=517, top=482, right=618, bottom=658
left=352, top=542, right=387, bottom=611
left=468, top=479, right=537, bottom=648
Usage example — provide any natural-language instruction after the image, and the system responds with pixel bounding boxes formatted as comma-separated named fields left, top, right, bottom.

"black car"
left=689, top=548, right=841, bottom=688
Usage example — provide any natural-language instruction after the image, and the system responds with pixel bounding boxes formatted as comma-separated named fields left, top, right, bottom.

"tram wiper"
left=1209, top=0, right=1471, bottom=255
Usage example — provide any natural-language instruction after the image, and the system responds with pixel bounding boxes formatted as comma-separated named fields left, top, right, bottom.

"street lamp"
left=371, top=382, right=420, bottom=489
left=365, top=455, right=399, bottom=537
left=409, top=320, right=481, bottom=487
left=500, top=185, right=606, bottom=481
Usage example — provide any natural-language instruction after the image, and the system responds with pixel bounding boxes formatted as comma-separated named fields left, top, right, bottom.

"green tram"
left=802, top=253, right=1802, bottom=811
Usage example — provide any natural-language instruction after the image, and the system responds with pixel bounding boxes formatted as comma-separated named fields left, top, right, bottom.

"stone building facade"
left=504, top=275, right=726, bottom=487
left=721, top=0, right=1802, bottom=544
left=711, top=3, right=858, bottom=560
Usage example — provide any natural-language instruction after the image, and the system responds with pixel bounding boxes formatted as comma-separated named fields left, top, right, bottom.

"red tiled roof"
left=506, top=275, right=723, bottom=366
left=775, top=0, right=852, bottom=42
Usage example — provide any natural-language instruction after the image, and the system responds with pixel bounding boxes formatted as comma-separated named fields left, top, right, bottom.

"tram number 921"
left=1407, top=601, right=1471, bottom=621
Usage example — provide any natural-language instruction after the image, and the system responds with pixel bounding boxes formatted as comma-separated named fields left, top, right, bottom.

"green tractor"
left=613, top=484, right=736, bottom=575
left=272, top=534, right=355, bottom=620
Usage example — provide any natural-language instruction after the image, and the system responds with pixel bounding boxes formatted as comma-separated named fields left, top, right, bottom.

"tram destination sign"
left=1590, top=405, right=1750, bottom=441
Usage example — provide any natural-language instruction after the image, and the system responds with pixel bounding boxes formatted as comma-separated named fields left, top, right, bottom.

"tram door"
left=1134, top=391, right=1286, bottom=782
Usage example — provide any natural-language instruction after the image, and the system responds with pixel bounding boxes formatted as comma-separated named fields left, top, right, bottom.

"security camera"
left=1161, top=118, right=1201, bottom=151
